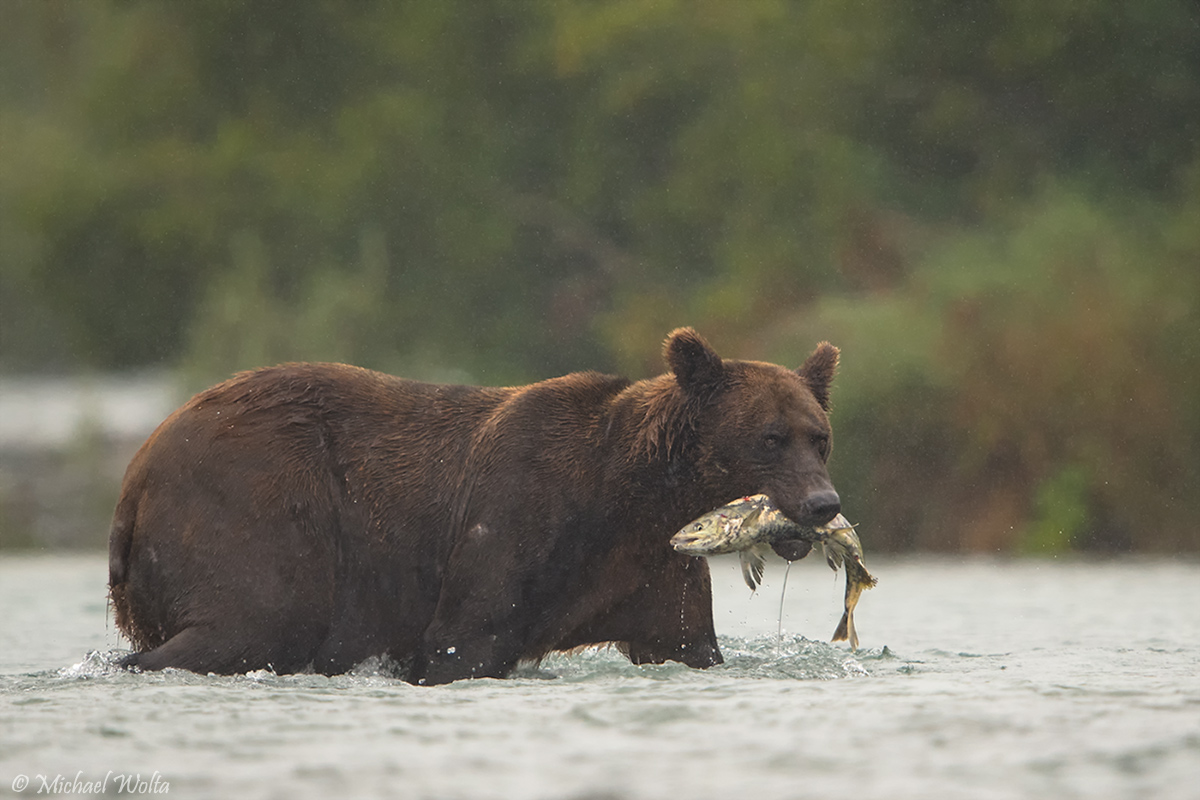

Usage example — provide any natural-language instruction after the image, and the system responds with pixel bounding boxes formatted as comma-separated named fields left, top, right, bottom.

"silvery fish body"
left=670, top=494, right=811, bottom=590
left=671, top=494, right=877, bottom=649
left=669, top=495, right=804, bottom=555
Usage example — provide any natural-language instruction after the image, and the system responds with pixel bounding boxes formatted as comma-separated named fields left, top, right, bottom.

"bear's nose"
left=804, top=490, right=841, bottom=526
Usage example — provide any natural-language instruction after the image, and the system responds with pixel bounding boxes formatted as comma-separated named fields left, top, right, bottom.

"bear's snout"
left=766, top=482, right=841, bottom=529
left=799, top=489, right=841, bottom=527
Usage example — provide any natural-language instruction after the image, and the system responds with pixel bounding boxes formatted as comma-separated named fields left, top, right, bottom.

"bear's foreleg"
left=614, top=553, right=723, bottom=668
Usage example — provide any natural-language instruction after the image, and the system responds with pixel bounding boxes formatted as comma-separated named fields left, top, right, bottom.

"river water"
left=1, top=552, right=1198, bottom=799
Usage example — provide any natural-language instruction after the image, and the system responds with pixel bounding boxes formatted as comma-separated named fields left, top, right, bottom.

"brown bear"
left=108, top=328, right=840, bottom=684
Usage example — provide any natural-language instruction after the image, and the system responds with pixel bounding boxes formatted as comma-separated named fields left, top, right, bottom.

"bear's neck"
left=601, top=375, right=726, bottom=539
left=609, top=374, right=698, bottom=463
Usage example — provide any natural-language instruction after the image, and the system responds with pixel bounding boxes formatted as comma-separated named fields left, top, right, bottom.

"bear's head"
left=663, top=327, right=841, bottom=529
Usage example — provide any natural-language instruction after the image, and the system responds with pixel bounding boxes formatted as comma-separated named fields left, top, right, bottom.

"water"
left=2, top=553, right=1198, bottom=799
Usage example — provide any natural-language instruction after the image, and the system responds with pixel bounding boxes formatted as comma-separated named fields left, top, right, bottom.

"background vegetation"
left=2, top=0, right=1198, bottom=552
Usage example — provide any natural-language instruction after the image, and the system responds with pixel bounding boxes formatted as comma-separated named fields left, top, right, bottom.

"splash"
left=47, top=638, right=870, bottom=688
left=716, top=634, right=870, bottom=680
left=510, top=636, right=870, bottom=683
left=58, top=649, right=131, bottom=679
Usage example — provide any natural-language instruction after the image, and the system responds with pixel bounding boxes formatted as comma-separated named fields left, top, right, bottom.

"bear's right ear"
left=797, top=341, right=839, bottom=411
left=664, top=327, right=724, bottom=395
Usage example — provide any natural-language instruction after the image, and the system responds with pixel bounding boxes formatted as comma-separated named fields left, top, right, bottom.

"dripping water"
left=776, top=560, right=792, bottom=654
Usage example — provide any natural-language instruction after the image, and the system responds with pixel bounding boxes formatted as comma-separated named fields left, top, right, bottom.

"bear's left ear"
left=664, top=327, right=724, bottom=395
left=797, top=341, right=839, bottom=411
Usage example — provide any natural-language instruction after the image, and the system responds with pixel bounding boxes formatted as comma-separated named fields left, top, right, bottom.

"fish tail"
left=832, top=612, right=849, bottom=643
left=832, top=611, right=858, bottom=650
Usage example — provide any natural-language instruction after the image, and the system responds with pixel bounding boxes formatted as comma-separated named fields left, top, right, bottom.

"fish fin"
left=822, top=541, right=843, bottom=572
left=740, top=545, right=767, bottom=591
left=742, top=505, right=765, bottom=528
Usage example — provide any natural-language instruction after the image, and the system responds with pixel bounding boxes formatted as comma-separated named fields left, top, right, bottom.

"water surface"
left=2, top=553, right=1198, bottom=799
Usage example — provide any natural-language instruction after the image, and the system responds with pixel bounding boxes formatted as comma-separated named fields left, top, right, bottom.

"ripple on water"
left=35, top=636, right=873, bottom=690
left=6, top=557, right=1200, bottom=800
left=510, top=634, right=871, bottom=684
left=17, top=636, right=879, bottom=692
left=714, top=634, right=870, bottom=680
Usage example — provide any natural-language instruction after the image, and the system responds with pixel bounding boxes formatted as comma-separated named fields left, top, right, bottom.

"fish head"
left=669, top=512, right=747, bottom=555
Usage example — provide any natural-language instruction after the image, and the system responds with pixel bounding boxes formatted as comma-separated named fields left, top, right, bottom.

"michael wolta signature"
left=11, top=771, right=169, bottom=794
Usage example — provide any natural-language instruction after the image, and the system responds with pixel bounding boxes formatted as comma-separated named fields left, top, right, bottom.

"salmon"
left=671, top=494, right=877, bottom=649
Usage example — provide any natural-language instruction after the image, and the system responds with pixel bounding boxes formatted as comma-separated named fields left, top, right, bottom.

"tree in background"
left=2, top=0, right=1197, bottom=551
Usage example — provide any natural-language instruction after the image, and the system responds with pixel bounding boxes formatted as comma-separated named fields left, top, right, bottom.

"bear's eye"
left=762, top=431, right=787, bottom=450
left=811, top=432, right=831, bottom=461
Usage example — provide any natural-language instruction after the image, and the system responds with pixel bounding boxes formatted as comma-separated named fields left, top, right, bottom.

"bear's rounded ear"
left=797, top=341, right=839, bottom=411
left=664, top=327, right=724, bottom=395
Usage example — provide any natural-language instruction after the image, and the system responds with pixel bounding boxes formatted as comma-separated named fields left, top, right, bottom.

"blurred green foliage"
left=1, top=0, right=1198, bottom=551
left=1021, top=463, right=1092, bottom=555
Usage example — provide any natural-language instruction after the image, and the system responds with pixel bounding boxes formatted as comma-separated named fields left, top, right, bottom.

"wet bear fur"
left=108, top=328, right=840, bottom=684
